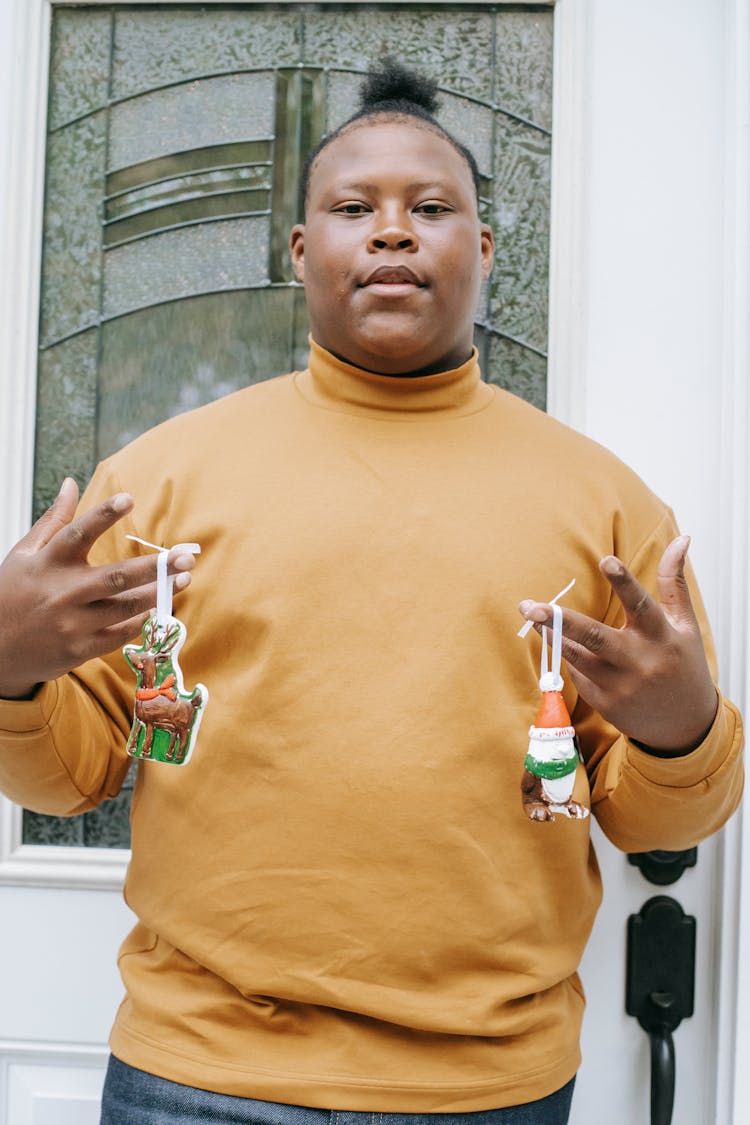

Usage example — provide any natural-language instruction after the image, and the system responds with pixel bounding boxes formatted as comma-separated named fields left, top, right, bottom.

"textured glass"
left=437, top=95, right=494, bottom=178
left=108, top=141, right=272, bottom=195
left=485, top=334, right=547, bottom=412
left=29, top=4, right=553, bottom=849
left=47, top=8, right=111, bottom=131
left=33, top=330, right=99, bottom=520
left=305, top=10, right=495, bottom=101
left=39, top=112, right=107, bottom=347
left=106, top=165, right=272, bottom=223
left=97, top=288, right=302, bottom=457
left=325, top=71, right=363, bottom=133
left=102, top=216, right=270, bottom=319
left=270, top=70, right=327, bottom=279
left=108, top=73, right=275, bottom=173
left=82, top=789, right=133, bottom=849
left=494, top=9, right=554, bottom=131
left=112, top=8, right=302, bottom=101
left=23, top=811, right=85, bottom=847
left=489, top=117, right=551, bottom=355
left=105, top=190, right=270, bottom=246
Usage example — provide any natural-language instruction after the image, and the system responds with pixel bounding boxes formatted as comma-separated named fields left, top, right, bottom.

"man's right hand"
left=0, top=478, right=194, bottom=700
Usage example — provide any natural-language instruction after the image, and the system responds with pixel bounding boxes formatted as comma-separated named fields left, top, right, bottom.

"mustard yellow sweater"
left=0, top=343, right=742, bottom=1110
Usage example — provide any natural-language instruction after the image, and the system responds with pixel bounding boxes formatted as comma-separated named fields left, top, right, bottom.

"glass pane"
left=484, top=333, right=547, bottom=412
left=488, top=116, right=551, bottom=355
left=48, top=7, right=111, bottom=131
left=29, top=3, right=553, bottom=849
left=494, top=9, right=555, bottom=130
left=39, top=112, right=107, bottom=347
left=102, top=216, right=270, bottom=319
left=111, top=7, right=302, bottom=101
left=34, top=330, right=99, bottom=520
left=304, top=9, right=495, bottom=101
left=108, top=73, right=276, bottom=173
left=97, top=289, right=302, bottom=458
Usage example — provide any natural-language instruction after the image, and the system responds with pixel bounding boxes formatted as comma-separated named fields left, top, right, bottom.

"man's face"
left=289, top=121, right=495, bottom=377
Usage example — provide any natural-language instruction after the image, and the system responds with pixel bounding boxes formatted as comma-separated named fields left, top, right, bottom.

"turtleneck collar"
left=294, top=338, right=495, bottom=420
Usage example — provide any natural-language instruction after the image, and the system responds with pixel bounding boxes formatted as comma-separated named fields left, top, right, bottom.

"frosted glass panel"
left=103, top=217, right=270, bottom=318
left=40, top=112, right=107, bottom=346
left=485, top=334, right=547, bottom=412
left=97, top=288, right=306, bottom=458
left=437, top=96, right=494, bottom=179
left=494, top=10, right=555, bottom=131
left=47, top=7, right=111, bottom=130
left=112, top=7, right=302, bottom=100
left=32, top=3, right=553, bottom=849
left=34, top=330, right=98, bottom=518
left=488, top=117, right=551, bottom=354
left=108, top=73, right=276, bottom=172
left=304, top=9, right=495, bottom=100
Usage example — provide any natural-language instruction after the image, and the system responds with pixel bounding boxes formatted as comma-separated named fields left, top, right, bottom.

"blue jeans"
left=100, top=1056, right=575, bottom=1125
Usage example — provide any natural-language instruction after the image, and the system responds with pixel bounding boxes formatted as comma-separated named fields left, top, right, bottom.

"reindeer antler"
left=155, top=620, right=182, bottom=655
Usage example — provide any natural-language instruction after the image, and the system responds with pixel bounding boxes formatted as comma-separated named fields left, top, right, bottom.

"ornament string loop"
left=540, top=603, right=564, bottom=692
left=126, top=535, right=201, bottom=626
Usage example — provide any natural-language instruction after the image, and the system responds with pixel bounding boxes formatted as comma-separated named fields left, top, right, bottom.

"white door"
left=1, top=2, right=747, bottom=1123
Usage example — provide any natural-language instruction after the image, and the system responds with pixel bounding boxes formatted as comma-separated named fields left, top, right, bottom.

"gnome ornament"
left=520, top=600, right=589, bottom=822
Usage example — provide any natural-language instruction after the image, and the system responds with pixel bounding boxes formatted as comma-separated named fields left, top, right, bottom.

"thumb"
left=23, top=477, right=80, bottom=551
left=656, top=535, right=697, bottom=628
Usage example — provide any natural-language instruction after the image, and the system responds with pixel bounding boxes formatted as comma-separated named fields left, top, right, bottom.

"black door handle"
left=626, top=896, right=696, bottom=1125
left=649, top=1026, right=675, bottom=1125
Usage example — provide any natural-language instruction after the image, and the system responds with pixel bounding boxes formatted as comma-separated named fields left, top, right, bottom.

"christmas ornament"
left=123, top=536, right=207, bottom=766
left=518, top=588, right=589, bottom=823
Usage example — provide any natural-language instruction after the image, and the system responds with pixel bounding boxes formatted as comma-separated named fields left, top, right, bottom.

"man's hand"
left=0, top=478, right=195, bottom=700
left=518, top=536, right=718, bottom=756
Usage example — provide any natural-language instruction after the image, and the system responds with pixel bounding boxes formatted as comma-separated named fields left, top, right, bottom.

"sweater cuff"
left=0, top=680, right=61, bottom=733
left=624, top=691, right=738, bottom=788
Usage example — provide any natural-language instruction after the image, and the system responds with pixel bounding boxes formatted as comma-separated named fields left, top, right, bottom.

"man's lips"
left=360, top=265, right=424, bottom=287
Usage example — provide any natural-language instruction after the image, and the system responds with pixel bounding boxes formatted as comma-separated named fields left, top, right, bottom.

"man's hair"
left=301, top=58, right=482, bottom=208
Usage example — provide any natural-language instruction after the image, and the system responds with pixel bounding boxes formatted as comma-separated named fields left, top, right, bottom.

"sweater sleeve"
left=0, top=460, right=141, bottom=816
left=577, top=507, right=744, bottom=852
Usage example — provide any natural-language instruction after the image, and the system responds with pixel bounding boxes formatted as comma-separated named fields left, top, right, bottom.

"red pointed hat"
left=531, top=690, right=574, bottom=735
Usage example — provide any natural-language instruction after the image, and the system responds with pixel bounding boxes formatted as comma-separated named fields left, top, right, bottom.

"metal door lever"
left=626, top=896, right=696, bottom=1125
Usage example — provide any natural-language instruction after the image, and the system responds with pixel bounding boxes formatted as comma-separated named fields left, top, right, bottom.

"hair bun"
left=359, top=58, right=440, bottom=116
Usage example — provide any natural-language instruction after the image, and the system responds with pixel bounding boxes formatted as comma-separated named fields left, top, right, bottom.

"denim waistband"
left=100, top=1055, right=575, bottom=1125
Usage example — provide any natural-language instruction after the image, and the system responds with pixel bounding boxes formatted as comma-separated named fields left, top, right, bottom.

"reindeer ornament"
left=123, top=537, right=208, bottom=766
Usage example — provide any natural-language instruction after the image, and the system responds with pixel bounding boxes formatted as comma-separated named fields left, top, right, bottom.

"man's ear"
left=289, top=225, right=305, bottom=283
left=480, top=224, right=495, bottom=280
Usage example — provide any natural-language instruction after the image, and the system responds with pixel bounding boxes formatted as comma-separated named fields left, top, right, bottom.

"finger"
left=599, top=555, right=669, bottom=637
left=48, top=492, right=134, bottom=561
left=518, top=601, right=621, bottom=658
left=82, top=550, right=195, bottom=604
left=656, top=535, right=698, bottom=627
left=22, top=477, right=79, bottom=552
left=85, top=571, right=192, bottom=629
left=518, top=605, right=620, bottom=679
left=89, top=611, right=155, bottom=660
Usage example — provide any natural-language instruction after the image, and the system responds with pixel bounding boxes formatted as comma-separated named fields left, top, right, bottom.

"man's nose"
left=367, top=215, right=418, bottom=252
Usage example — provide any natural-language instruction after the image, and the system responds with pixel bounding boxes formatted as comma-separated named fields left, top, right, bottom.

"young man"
left=0, top=62, right=742, bottom=1125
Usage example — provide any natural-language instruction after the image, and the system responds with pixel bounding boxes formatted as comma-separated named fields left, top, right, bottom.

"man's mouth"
left=361, top=265, right=424, bottom=288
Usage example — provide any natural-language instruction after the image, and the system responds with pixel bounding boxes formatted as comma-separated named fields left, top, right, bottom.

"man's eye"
left=414, top=202, right=450, bottom=215
left=333, top=203, right=369, bottom=215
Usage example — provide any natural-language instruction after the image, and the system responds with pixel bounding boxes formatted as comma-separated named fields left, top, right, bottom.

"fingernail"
left=111, top=492, right=132, bottom=513
left=174, top=572, right=191, bottom=591
left=601, top=556, right=623, bottom=577
left=518, top=601, right=549, bottom=623
left=172, top=553, right=195, bottom=572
